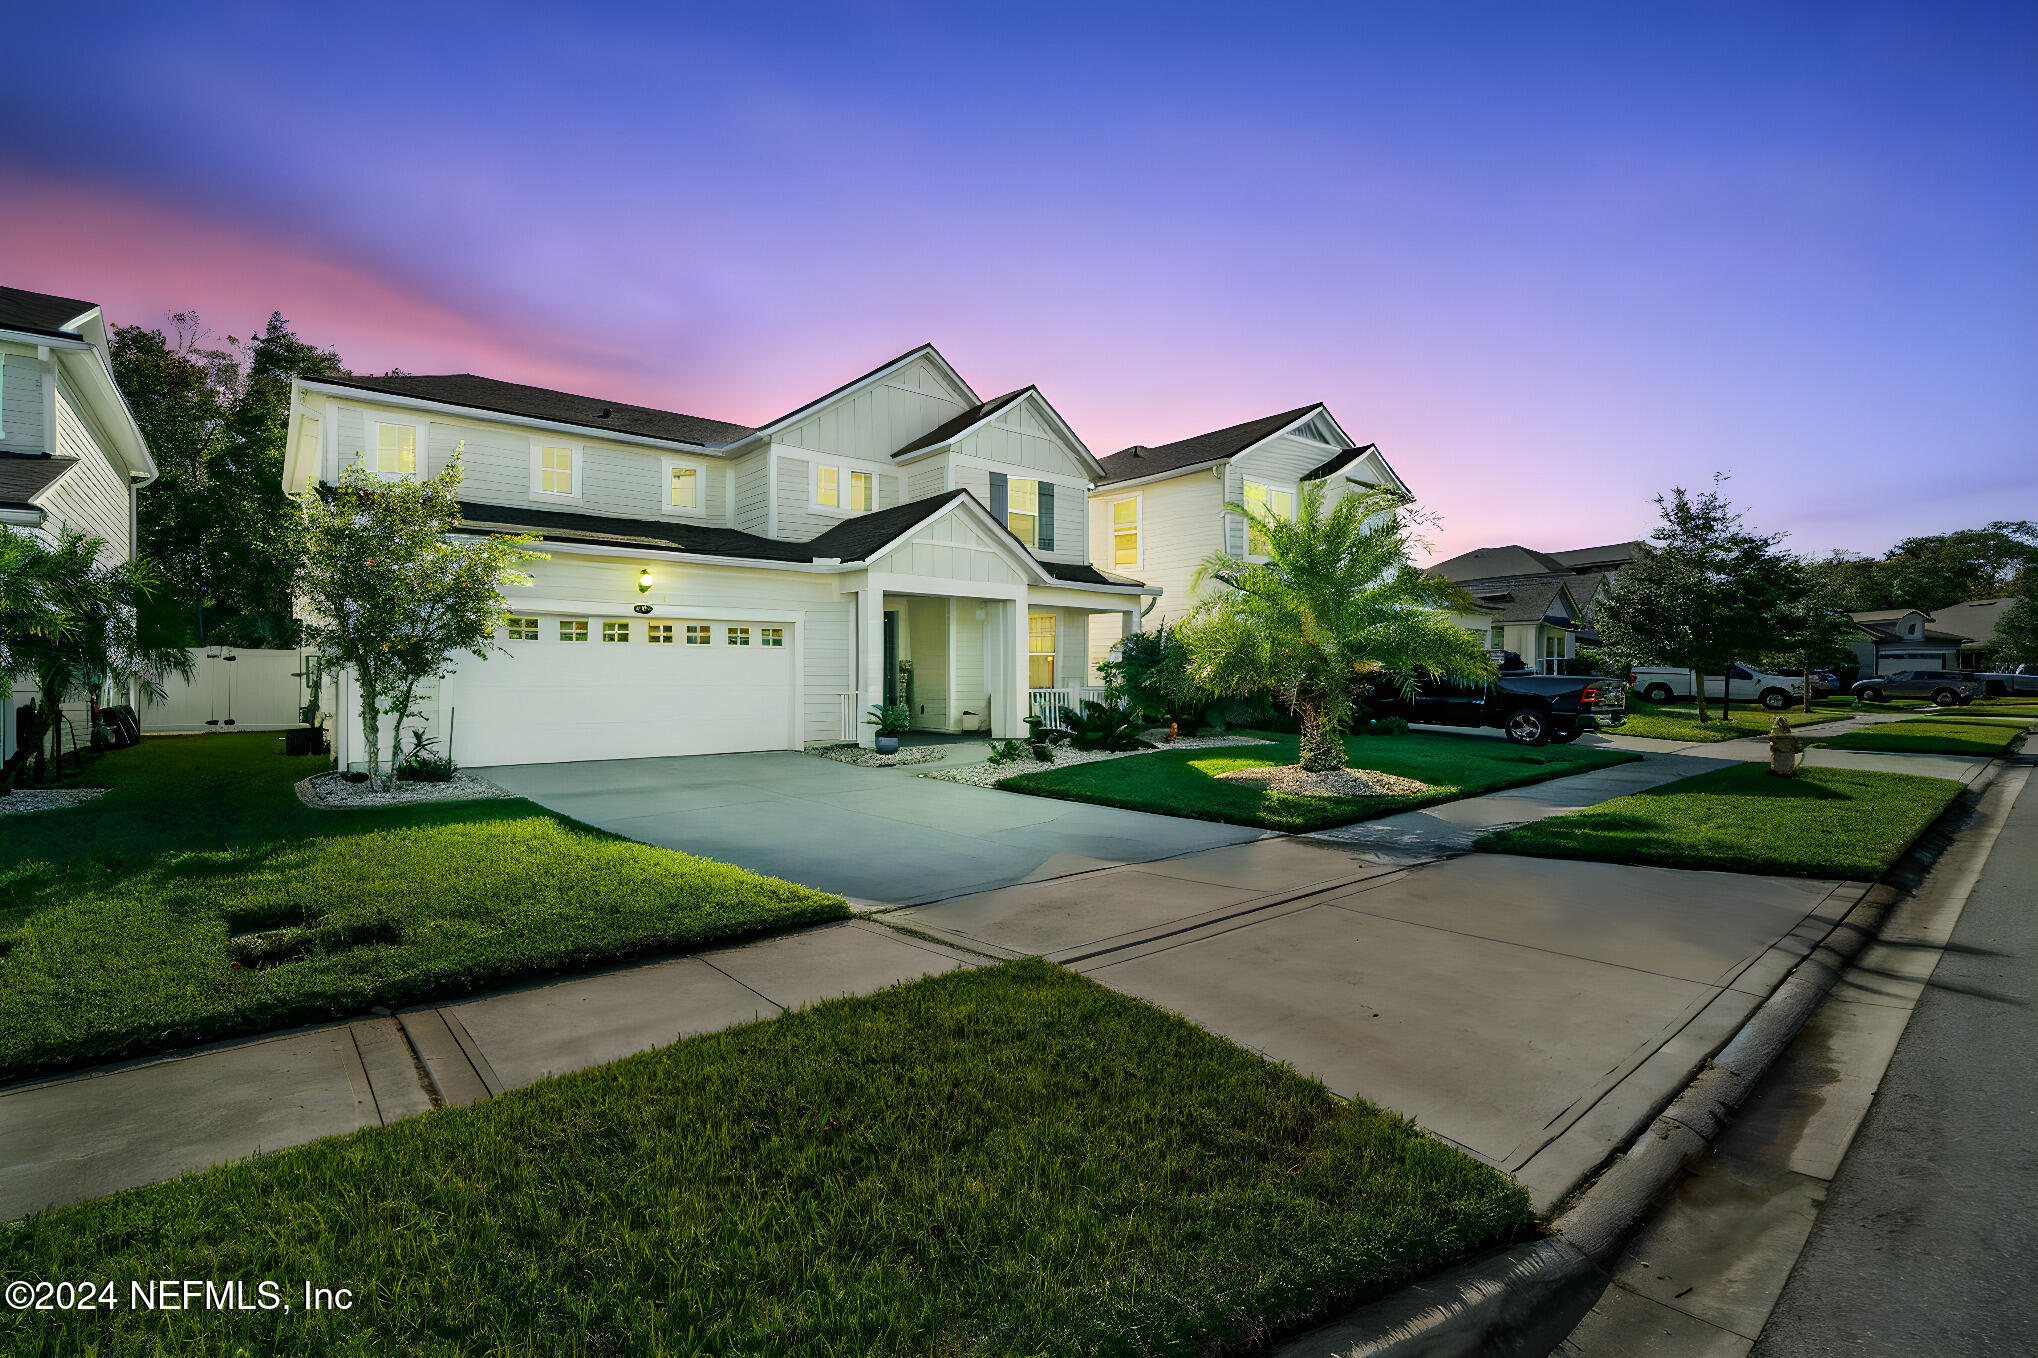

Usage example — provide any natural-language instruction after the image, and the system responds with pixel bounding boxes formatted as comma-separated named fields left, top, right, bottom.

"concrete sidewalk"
left=0, top=919, right=976, bottom=1220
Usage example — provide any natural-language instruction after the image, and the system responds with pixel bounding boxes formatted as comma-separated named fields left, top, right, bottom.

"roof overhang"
left=292, top=377, right=728, bottom=455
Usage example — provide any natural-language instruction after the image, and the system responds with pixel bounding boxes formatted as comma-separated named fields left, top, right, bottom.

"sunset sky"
left=4, top=2, right=2031, bottom=562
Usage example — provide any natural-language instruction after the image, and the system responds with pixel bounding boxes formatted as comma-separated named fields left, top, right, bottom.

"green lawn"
left=999, top=730, right=1639, bottom=832
left=1614, top=702, right=1852, bottom=744
left=0, top=960, right=1533, bottom=1357
left=0, top=734, right=845, bottom=1083
left=1812, top=718, right=2027, bottom=756
left=1474, top=763, right=1963, bottom=879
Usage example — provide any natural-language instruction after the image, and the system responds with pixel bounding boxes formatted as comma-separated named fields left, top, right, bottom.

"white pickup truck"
left=1627, top=664, right=1805, bottom=710
left=1973, top=663, right=2038, bottom=697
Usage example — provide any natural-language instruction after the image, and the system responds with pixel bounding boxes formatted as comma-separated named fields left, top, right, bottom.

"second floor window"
left=1008, top=478, right=1040, bottom=547
left=670, top=466, right=697, bottom=509
left=372, top=423, right=416, bottom=477
left=1110, top=497, right=1139, bottom=567
left=817, top=466, right=839, bottom=507
left=814, top=463, right=874, bottom=514
left=539, top=445, right=575, bottom=496
left=1242, top=480, right=1294, bottom=556
left=850, top=470, right=872, bottom=512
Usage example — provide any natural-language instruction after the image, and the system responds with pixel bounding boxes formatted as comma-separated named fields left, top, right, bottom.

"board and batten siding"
left=41, top=383, right=133, bottom=564
left=952, top=601, right=988, bottom=728
left=947, top=461, right=1087, bottom=565
left=867, top=512, right=1026, bottom=588
left=1223, top=431, right=1383, bottom=557
left=768, top=355, right=970, bottom=464
left=0, top=348, right=48, bottom=454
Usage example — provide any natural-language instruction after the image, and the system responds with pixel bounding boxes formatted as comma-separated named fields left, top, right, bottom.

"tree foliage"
left=1179, top=482, right=1494, bottom=772
left=1098, top=624, right=1206, bottom=726
left=1985, top=576, right=2038, bottom=667
left=297, top=459, right=543, bottom=792
left=1810, top=522, right=2038, bottom=612
left=1765, top=557, right=1862, bottom=711
left=1595, top=481, right=1797, bottom=721
left=112, top=311, right=349, bottom=646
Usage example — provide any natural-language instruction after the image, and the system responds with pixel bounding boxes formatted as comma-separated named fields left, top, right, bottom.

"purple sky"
left=4, top=2, right=2032, bottom=562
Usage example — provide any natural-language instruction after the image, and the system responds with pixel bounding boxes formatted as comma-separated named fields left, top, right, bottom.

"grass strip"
left=1812, top=719, right=2025, bottom=756
left=1473, top=763, right=1962, bottom=879
left=1000, top=730, right=1637, bottom=832
left=0, top=960, right=1534, bottom=1357
left=0, top=734, right=845, bottom=1082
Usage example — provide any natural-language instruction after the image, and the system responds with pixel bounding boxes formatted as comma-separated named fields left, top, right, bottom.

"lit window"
left=1243, top=481, right=1293, bottom=556
left=539, top=445, right=574, bottom=495
left=760, top=627, right=784, bottom=647
left=603, top=621, right=630, bottom=643
left=505, top=616, right=538, bottom=641
left=685, top=625, right=711, bottom=645
left=1028, top=611, right=1057, bottom=688
left=648, top=623, right=675, bottom=644
left=816, top=466, right=838, bottom=507
left=373, top=423, right=416, bottom=476
left=728, top=626, right=751, bottom=646
left=669, top=466, right=698, bottom=509
left=849, top=471, right=872, bottom=512
left=1111, top=498, right=1139, bottom=567
left=559, top=619, right=588, bottom=642
left=1008, top=478, right=1040, bottom=547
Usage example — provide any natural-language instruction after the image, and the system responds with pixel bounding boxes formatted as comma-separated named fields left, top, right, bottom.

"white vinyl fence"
left=141, top=647, right=308, bottom=733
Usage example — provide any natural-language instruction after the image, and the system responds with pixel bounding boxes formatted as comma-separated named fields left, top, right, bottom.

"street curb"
left=1265, top=753, right=2011, bottom=1358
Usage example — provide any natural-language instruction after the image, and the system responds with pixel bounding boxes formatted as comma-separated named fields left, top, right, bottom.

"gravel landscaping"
left=297, top=770, right=515, bottom=808
left=0, top=786, right=111, bottom=816
left=1217, top=765, right=1431, bottom=798
left=809, top=743, right=951, bottom=768
left=921, top=735, right=1273, bottom=787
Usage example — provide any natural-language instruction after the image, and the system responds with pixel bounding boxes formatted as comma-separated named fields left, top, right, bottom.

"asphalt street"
left=1753, top=763, right=2038, bottom=1356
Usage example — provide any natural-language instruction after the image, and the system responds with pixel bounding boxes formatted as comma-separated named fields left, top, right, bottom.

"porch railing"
left=1029, top=686, right=1113, bottom=730
left=827, top=692, right=859, bottom=742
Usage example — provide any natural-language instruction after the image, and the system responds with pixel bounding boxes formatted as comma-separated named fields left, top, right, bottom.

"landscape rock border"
left=295, top=771, right=515, bottom=810
left=0, top=787, right=111, bottom=817
left=920, top=735, right=1274, bottom=788
left=808, top=743, right=950, bottom=768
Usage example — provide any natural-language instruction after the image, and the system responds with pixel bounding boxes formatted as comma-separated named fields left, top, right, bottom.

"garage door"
left=442, top=613, right=795, bottom=767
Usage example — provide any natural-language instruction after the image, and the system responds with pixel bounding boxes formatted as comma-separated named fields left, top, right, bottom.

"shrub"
left=1056, top=699, right=1150, bottom=752
left=1099, top=625, right=1207, bottom=726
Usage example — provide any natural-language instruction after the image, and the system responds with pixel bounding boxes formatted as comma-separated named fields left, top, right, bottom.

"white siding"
left=948, top=397, right=1091, bottom=479
left=952, top=601, right=988, bottom=728
left=0, top=350, right=48, bottom=454
left=869, top=512, right=1026, bottom=586
left=771, top=448, right=904, bottom=543
left=906, top=459, right=948, bottom=501
left=1224, top=431, right=1385, bottom=557
left=948, top=460, right=1087, bottom=565
left=40, top=383, right=132, bottom=564
left=770, top=356, right=969, bottom=463
left=905, top=596, right=950, bottom=730
left=732, top=448, right=771, bottom=534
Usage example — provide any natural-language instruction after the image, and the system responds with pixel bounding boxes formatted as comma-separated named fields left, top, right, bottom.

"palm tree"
left=1181, top=481, right=1495, bottom=772
left=1, top=527, right=194, bottom=788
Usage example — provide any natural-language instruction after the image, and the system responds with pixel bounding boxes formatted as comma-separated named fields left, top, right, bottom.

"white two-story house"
left=1083, top=403, right=1409, bottom=677
left=1, top=284, right=157, bottom=764
left=285, top=344, right=1154, bottom=765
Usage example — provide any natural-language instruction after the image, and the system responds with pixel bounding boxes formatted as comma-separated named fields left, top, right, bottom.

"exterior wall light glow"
left=637, top=568, right=654, bottom=593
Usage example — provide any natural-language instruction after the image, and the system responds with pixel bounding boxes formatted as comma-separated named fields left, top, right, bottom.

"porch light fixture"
left=637, top=568, right=654, bottom=593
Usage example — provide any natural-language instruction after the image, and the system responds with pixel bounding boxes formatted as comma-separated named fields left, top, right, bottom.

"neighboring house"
left=0, top=284, right=157, bottom=764
left=285, top=344, right=1155, bottom=764
left=1425, top=540, right=1643, bottom=673
left=1847, top=602, right=2011, bottom=674
left=1083, top=404, right=1409, bottom=677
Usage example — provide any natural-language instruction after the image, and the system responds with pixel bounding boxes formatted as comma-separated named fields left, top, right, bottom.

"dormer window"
left=369, top=422, right=419, bottom=478
left=531, top=440, right=580, bottom=499
left=662, top=456, right=707, bottom=516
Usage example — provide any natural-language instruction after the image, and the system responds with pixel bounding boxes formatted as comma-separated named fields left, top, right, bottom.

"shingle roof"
left=1040, top=560, right=1146, bottom=588
left=1430, top=545, right=1569, bottom=582
left=802, top=490, right=974, bottom=562
left=0, top=285, right=97, bottom=339
left=0, top=454, right=77, bottom=508
left=1456, top=574, right=1579, bottom=624
left=889, top=389, right=1029, bottom=459
left=318, top=373, right=757, bottom=447
left=1927, top=598, right=2012, bottom=643
left=1547, top=541, right=1644, bottom=571
left=1095, top=404, right=1322, bottom=484
left=1849, top=608, right=1930, bottom=623
left=1301, top=443, right=1379, bottom=482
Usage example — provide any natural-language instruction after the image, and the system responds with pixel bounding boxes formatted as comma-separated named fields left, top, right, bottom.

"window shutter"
left=1036, top=481, right=1054, bottom=550
left=989, top=471, right=1008, bottom=521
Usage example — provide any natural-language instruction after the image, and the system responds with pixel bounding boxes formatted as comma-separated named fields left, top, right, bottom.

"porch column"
left=1000, top=598, right=1028, bottom=739
left=856, top=586, right=884, bottom=748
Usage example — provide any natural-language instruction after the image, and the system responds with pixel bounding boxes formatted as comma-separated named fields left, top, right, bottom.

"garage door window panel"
left=560, top=620, right=588, bottom=642
left=506, top=616, right=538, bottom=641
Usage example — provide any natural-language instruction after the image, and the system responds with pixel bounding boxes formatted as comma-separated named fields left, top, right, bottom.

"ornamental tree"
left=1180, top=481, right=1494, bottom=772
left=297, top=459, right=542, bottom=792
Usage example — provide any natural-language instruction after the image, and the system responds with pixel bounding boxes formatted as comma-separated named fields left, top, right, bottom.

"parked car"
left=1769, top=667, right=1842, bottom=699
left=1972, top=663, right=2038, bottom=697
left=1849, top=670, right=1980, bottom=706
left=1626, top=664, right=1804, bottom=711
left=1368, top=673, right=1626, bottom=745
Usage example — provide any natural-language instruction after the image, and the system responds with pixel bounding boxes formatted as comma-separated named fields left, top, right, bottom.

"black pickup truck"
left=1366, top=673, right=1626, bottom=745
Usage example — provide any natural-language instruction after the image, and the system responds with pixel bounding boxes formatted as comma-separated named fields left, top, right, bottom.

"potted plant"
left=864, top=702, right=911, bottom=754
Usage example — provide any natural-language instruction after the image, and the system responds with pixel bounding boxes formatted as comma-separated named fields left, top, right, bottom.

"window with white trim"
left=728, top=626, right=751, bottom=646
left=1110, top=496, right=1140, bottom=567
left=1028, top=611, right=1057, bottom=688
left=1242, top=480, right=1295, bottom=556
left=535, top=442, right=577, bottom=497
left=816, top=466, right=839, bottom=508
left=1008, top=478, right=1041, bottom=548
left=760, top=627, right=784, bottom=648
left=812, top=462, right=877, bottom=515
left=849, top=471, right=871, bottom=512
left=370, top=421, right=418, bottom=477
left=505, top=616, right=538, bottom=641
left=669, top=465, right=698, bottom=510
left=685, top=624, right=711, bottom=645
left=603, top=621, right=630, bottom=643
left=559, top=619, right=589, bottom=642
left=648, top=623, right=675, bottom=644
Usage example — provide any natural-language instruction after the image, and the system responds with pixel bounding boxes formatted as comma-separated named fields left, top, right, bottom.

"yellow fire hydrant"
left=1767, top=716, right=1806, bottom=776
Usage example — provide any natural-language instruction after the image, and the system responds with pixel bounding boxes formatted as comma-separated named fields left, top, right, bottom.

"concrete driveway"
left=476, top=751, right=1262, bottom=905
